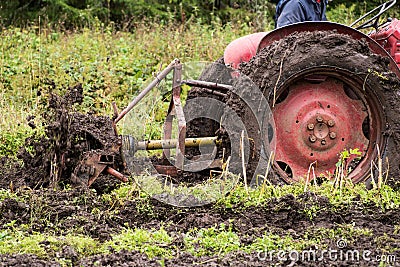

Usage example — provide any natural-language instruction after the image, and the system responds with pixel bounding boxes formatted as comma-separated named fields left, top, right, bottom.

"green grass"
left=104, top=227, right=173, bottom=258
left=0, top=21, right=254, bottom=157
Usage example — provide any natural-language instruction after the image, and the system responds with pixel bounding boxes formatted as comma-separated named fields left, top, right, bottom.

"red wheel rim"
left=272, top=69, right=383, bottom=183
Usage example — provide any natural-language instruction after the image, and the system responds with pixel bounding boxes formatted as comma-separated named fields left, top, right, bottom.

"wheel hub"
left=273, top=77, right=369, bottom=182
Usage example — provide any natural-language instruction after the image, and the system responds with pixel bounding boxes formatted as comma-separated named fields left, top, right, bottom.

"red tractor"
left=218, top=0, right=400, bottom=186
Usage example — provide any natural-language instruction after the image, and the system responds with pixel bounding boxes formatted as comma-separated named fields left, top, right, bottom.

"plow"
left=70, top=0, right=400, bottom=206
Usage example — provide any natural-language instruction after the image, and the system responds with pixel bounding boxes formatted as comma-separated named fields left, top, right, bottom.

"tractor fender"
left=258, top=21, right=400, bottom=77
left=224, top=22, right=399, bottom=76
left=223, top=32, right=267, bottom=69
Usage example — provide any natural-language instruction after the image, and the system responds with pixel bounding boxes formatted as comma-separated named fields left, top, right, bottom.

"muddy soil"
left=1, top=30, right=400, bottom=266
left=0, top=84, right=122, bottom=192
left=0, top=188, right=399, bottom=266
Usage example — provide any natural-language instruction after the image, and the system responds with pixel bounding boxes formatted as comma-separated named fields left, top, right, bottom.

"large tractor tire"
left=239, top=30, right=400, bottom=186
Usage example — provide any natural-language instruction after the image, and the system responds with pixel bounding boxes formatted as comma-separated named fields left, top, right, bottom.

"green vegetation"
left=0, top=21, right=252, bottom=157
left=1, top=0, right=398, bottom=30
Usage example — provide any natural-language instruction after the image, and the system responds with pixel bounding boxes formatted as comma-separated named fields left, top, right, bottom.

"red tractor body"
left=224, top=19, right=400, bottom=74
left=370, top=18, right=400, bottom=65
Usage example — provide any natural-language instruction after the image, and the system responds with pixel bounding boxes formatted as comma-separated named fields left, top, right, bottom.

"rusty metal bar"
left=182, top=79, right=233, bottom=91
left=137, top=136, right=221, bottom=150
left=198, top=88, right=227, bottom=97
left=154, top=158, right=223, bottom=176
left=172, top=63, right=185, bottom=170
left=162, top=106, right=174, bottom=159
left=114, top=59, right=178, bottom=124
left=111, top=102, right=120, bottom=135
left=106, top=167, right=128, bottom=182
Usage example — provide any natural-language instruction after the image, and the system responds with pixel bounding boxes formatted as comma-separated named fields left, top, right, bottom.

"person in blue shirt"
left=224, top=0, right=329, bottom=67
left=275, top=0, right=329, bottom=28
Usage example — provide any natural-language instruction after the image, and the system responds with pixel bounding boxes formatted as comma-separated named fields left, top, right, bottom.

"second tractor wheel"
left=239, top=30, right=400, bottom=186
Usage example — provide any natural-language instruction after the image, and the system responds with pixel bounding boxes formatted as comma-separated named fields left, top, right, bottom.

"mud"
left=0, top=84, right=122, bottom=192
left=0, top=187, right=399, bottom=266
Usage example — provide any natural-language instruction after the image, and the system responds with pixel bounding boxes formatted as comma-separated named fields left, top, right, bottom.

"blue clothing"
left=275, top=0, right=328, bottom=28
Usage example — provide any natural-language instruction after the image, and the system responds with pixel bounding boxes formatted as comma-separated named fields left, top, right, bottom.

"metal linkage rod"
left=114, top=59, right=179, bottom=124
left=182, top=79, right=233, bottom=91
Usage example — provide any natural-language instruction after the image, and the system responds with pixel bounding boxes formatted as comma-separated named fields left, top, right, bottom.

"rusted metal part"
left=111, top=102, right=119, bottom=136
left=109, top=59, right=232, bottom=183
left=73, top=151, right=109, bottom=186
left=112, top=102, right=119, bottom=118
left=137, top=137, right=221, bottom=151
left=105, top=167, right=128, bottom=183
left=173, top=64, right=186, bottom=170
left=72, top=150, right=128, bottom=186
left=162, top=61, right=186, bottom=170
left=182, top=79, right=232, bottom=91
left=75, top=60, right=231, bottom=187
left=154, top=165, right=178, bottom=177
left=181, top=79, right=230, bottom=97
left=201, top=89, right=226, bottom=97
left=154, top=158, right=223, bottom=177
left=163, top=101, right=174, bottom=159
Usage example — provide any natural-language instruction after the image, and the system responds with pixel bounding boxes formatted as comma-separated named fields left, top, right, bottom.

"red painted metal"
left=223, top=32, right=267, bottom=69
left=223, top=22, right=400, bottom=76
left=257, top=21, right=400, bottom=76
left=273, top=77, right=369, bottom=181
left=369, top=18, right=400, bottom=67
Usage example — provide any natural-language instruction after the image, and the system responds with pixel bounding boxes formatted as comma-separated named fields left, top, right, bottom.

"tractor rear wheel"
left=239, top=30, right=400, bottom=186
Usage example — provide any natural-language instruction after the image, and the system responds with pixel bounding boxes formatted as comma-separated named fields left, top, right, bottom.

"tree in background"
left=0, top=0, right=397, bottom=29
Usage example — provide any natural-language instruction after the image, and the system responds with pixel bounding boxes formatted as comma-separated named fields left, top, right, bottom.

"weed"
left=303, top=204, right=321, bottom=220
left=248, top=231, right=321, bottom=254
left=102, top=183, right=139, bottom=207
left=184, top=223, right=241, bottom=256
left=0, top=189, right=21, bottom=202
left=333, top=148, right=362, bottom=193
left=104, top=227, right=173, bottom=258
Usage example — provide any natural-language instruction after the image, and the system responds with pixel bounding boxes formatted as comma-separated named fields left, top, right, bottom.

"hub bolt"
left=309, top=135, right=317, bottom=143
left=307, top=123, right=315, bottom=130
left=321, top=139, right=326, bottom=145
left=327, top=120, right=335, bottom=127
left=316, top=116, right=323, bottom=123
left=329, top=132, right=337, bottom=139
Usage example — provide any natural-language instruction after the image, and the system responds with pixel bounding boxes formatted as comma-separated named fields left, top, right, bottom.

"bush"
left=0, top=0, right=277, bottom=30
